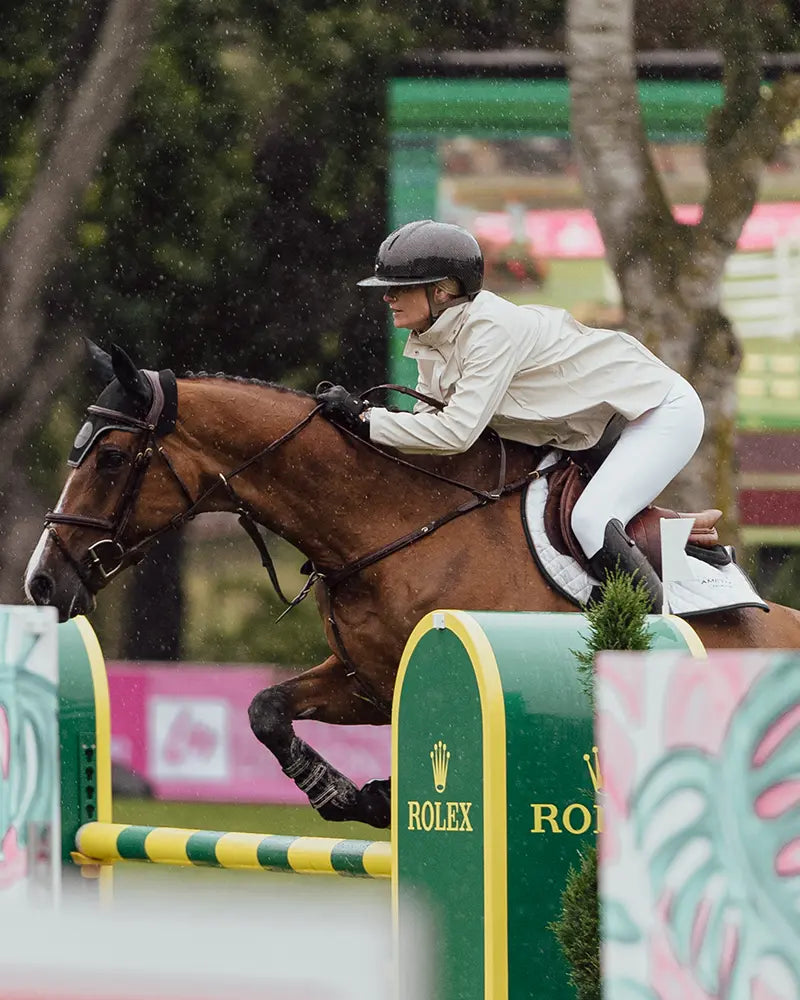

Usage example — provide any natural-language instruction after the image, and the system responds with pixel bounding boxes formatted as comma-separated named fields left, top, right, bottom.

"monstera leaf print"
left=632, top=654, right=800, bottom=1000
left=0, top=613, right=59, bottom=892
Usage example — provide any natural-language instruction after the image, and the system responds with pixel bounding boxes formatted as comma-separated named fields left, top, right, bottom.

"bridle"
left=44, top=370, right=322, bottom=599
left=46, top=406, right=166, bottom=593
left=44, top=376, right=566, bottom=717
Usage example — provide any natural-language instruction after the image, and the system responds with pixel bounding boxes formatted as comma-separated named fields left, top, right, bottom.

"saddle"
left=543, top=461, right=729, bottom=578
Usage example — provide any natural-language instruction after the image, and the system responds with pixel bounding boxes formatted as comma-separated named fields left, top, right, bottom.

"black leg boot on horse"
left=248, top=685, right=391, bottom=829
left=281, top=740, right=390, bottom=828
left=588, top=518, right=663, bottom=611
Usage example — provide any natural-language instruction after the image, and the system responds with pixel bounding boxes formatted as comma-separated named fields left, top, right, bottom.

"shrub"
left=551, top=571, right=654, bottom=999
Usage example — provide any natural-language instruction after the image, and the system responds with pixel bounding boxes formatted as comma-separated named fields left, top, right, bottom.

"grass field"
left=113, top=797, right=391, bottom=841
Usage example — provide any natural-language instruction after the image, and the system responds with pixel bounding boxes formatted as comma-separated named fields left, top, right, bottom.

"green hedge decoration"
left=551, top=570, right=654, bottom=1000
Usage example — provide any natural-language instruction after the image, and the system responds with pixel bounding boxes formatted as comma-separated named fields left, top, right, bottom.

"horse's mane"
left=182, top=371, right=311, bottom=399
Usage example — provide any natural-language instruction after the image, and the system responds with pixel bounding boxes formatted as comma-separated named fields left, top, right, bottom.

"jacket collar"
left=413, top=299, right=472, bottom=348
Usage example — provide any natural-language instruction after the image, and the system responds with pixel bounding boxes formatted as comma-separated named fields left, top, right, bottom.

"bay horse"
left=25, top=345, right=800, bottom=828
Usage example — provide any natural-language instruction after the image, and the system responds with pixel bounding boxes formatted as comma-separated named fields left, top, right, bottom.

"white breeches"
left=570, top=376, right=705, bottom=559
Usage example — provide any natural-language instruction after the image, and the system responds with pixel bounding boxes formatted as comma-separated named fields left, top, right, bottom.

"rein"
left=46, top=379, right=565, bottom=718
left=359, top=384, right=508, bottom=500
left=318, top=383, right=561, bottom=588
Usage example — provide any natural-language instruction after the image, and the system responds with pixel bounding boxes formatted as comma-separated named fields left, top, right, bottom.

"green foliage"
left=573, top=569, right=654, bottom=705
left=0, top=0, right=77, bottom=203
left=181, top=534, right=331, bottom=666
left=553, top=574, right=655, bottom=998
left=751, top=547, right=800, bottom=610
left=233, top=0, right=414, bottom=388
left=24, top=394, right=84, bottom=499
left=45, top=0, right=412, bottom=388
left=550, top=848, right=600, bottom=1000
left=88, top=532, right=331, bottom=666
left=51, top=0, right=268, bottom=376
left=632, top=0, right=800, bottom=50
left=405, top=0, right=564, bottom=49
left=183, top=553, right=331, bottom=667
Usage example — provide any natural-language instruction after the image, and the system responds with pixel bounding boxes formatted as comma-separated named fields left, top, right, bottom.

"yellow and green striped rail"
left=74, top=823, right=391, bottom=878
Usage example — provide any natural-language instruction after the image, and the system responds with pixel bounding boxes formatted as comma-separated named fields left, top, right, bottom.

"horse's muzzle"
left=25, top=530, right=98, bottom=622
left=27, top=570, right=95, bottom=622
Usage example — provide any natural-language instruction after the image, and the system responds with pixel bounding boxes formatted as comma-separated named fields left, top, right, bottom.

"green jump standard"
left=392, top=610, right=705, bottom=1000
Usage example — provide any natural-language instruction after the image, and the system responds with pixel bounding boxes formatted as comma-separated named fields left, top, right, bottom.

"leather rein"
left=45, top=380, right=565, bottom=718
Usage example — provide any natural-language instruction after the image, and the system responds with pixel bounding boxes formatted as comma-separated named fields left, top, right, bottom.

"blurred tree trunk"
left=567, top=0, right=800, bottom=539
left=122, top=533, right=184, bottom=661
left=0, top=0, right=157, bottom=602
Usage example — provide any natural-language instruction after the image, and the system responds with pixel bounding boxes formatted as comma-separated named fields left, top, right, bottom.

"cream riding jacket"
left=367, top=290, right=680, bottom=455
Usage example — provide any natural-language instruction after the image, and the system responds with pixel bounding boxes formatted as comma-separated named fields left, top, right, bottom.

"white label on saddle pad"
left=665, top=558, right=769, bottom=616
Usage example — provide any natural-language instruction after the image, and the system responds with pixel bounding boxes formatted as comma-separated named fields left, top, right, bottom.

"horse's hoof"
left=315, top=797, right=355, bottom=822
left=356, top=778, right=391, bottom=829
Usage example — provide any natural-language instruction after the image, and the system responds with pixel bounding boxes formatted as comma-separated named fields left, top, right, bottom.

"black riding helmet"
left=358, top=220, right=484, bottom=298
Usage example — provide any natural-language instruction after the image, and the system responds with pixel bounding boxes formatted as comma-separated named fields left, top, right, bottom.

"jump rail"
left=73, top=822, right=390, bottom=878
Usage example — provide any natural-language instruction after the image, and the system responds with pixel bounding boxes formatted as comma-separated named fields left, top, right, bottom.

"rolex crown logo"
left=430, top=740, right=450, bottom=793
left=583, top=745, right=603, bottom=793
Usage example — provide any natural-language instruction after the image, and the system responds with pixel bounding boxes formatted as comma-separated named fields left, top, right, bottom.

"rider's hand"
left=315, top=384, right=370, bottom=439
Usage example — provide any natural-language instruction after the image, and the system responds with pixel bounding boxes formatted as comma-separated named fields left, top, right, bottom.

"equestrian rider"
left=317, top=220, right=705, bottom=609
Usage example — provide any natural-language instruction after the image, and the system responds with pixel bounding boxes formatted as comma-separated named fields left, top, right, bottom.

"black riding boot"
left=587, top=518, right=663, bottom=612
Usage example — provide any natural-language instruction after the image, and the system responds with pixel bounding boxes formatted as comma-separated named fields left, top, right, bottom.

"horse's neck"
left=178, top=378, right=543, bottom=569
left=179, top=379, right=413, bottom=566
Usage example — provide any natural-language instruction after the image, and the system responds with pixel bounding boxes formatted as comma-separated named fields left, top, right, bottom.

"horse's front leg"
left=248, top=655, right=391, bottom=828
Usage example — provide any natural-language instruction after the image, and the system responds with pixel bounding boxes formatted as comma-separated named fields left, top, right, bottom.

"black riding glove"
left=315, top=384, right=370, bottom=439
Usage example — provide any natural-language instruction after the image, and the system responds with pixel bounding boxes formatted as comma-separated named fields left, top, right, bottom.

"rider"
left=317, top=220, right=705, bottom=609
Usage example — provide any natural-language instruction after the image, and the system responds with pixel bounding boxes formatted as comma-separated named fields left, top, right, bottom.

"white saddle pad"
left=523, top=452, right=769, bottom=617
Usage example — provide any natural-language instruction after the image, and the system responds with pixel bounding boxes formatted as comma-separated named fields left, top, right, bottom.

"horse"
left=25, top=345, right=800, bottom=828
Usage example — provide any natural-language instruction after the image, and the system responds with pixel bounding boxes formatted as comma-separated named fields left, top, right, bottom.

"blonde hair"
left=434, top=277, right=462, bottom=297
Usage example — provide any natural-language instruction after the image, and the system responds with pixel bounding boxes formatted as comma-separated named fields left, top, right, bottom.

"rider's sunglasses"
left=385, top=285, right=422, bottom=300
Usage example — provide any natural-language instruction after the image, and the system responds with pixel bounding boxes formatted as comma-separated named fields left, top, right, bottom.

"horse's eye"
left=96, top=448, right=129, bottom=472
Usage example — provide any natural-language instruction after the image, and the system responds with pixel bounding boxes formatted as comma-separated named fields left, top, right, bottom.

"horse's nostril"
left=29, top=573, right=54, bottom=606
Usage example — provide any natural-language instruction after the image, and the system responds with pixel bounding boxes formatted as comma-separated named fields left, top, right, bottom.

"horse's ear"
left=85, top=339, right=114, bottom=387
left=110, top=343, right=150, bottom=405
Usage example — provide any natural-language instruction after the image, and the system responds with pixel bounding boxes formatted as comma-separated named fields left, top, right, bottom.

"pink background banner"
left=108, top=662, right=390, bottom=803
left=473, top=201, right=800, bottom=258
